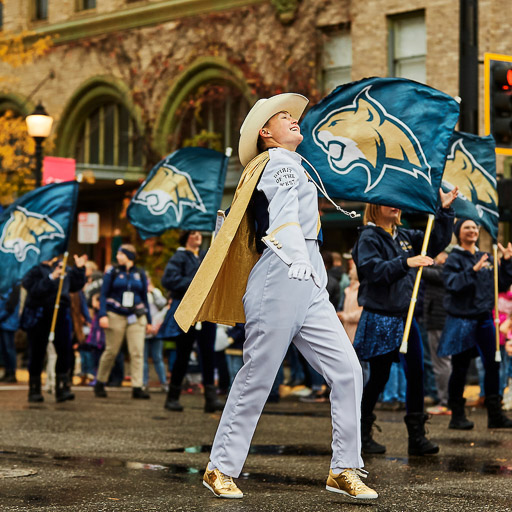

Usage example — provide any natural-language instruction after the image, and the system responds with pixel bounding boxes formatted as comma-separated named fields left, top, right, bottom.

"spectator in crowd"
left=498, top=288, right=512, bottom=397
left=70, top=264, right=93, bottom=385
left=422, top=249, right=452, bottom=415
left=143, top=276, right=168, bottom=392
left=337, top=266, right=362, bottom=343
left=352, top=194, right=455, bottom=456
left=438, top=219, right=512, bottom=429
left=94, top=244, right=152, bottom=400
left=83, top=293, right=105, bottom=380
left=322, top=250, right=341, bottom=309
left=22, top=255, right=86, bottom=402
left=0, top=284, right=20, bottom=383
left=160, top=230, right=223, bottom=413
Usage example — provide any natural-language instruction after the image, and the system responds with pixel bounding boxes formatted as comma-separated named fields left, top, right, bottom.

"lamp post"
left=26, top=102, right=54, bottom=187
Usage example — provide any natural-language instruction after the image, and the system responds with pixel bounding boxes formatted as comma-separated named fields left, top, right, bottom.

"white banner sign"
left=78, top=212, right=99, bottom=244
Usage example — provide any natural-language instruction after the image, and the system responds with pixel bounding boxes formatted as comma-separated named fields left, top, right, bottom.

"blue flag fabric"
left=128, top=147, right=229, bottom=239
left=441, top=132, right=498, bottom=240
left=297, top=77, right=460, bottom=214
left=0, top=181, right=78, bottom=294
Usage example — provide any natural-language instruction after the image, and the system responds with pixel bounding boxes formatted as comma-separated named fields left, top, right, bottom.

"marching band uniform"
left=209, top=146, right=364, bottom=477
left=438, top=220, right=512, bottom=429
left=174, top=94, right=377, bottom=500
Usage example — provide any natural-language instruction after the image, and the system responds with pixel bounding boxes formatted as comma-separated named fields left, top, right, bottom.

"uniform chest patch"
left=399, top=240, right=413, bottom=252
left=273, top=167, right=297, bottom=188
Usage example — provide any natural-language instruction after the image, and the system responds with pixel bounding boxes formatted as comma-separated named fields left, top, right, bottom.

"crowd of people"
left=2, top=94, right=512, bottom=503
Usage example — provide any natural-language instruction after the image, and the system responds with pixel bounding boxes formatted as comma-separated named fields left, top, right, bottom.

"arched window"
left=74, top=102, right=143, bottom=169
left=171, top=83, right=250, bottom=153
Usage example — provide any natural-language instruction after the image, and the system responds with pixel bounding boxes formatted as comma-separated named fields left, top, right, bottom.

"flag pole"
left=493, top=244, right=502, bottom=363
left=211, top=147, right=232, bottom=243
left=399, top=214, right=435, bottom=354
left=48, top=251, right=69, bottom=343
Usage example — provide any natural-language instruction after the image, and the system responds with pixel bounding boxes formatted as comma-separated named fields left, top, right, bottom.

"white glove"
left=288, top=260, right=313, bottom=281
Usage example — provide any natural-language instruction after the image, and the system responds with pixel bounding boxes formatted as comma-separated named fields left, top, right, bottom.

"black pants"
left=448, top=316, right=499, bottom=400
left=361, top=318, right=425, bottom=417
left=28, top=307, right=73, bottom=378
left=170, top=322, right=216, bottom=387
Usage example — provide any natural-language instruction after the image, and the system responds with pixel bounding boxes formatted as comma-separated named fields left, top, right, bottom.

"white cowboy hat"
left=238, top=93, right=309, bottom=167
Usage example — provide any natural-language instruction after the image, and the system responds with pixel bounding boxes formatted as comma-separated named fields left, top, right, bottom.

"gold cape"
left=174, top=151, right=270, bottom=332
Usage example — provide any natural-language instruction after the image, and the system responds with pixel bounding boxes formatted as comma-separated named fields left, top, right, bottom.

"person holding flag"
left=352, top=195, right=457, bottom=456
left=437, top=219, right=512, bottom=430
left=22, top=255, right=86, bottom=402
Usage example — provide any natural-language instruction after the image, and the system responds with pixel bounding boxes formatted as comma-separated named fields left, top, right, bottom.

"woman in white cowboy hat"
left=200, top=93, right=377, bottom=501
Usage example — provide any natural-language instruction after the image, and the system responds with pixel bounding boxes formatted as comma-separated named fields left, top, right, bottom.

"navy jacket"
left=352, top=207, right=454, bottom=316
left=422, top=265, right=447, bottom=330
left=23, top=263, right=86, bottom=311
left=161, top=248, right=205, bottom=300
left=443, top=247, right=512, bottom=317
left=99, top=265, right=151, bottom=323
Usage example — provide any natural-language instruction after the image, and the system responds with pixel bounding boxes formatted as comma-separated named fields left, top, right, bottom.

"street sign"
left=78, top=212, right=99, bottom=244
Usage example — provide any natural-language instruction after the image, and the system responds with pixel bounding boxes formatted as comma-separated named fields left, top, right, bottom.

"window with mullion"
left=77, top=0, right=96, bottom=11
left=322, top=29, right=352, bottom=94
left=34, top=0, right=48, bottom=21
left=174, top=84, right=249, bottom=153
left=389, top=11, right=426, bottom=84
left=74, top=102, right=143, bottom=169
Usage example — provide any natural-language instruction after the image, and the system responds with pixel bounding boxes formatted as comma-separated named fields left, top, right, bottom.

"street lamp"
left=26, top=102, right=54, bottom=187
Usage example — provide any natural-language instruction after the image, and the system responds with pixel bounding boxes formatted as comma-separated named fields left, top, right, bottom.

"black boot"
left=361, top=414, right=386, bottom=454
left=28, top=375, right=44, bottom=403
left=132, top=387, right=150, bottom=399
left=94, top=381, right=107, bottom=398
left=485, top=395, right=512, bottom=428
left=204, top=385, right=224, bottom=413
left=448, top=398, right=474, bottom=430
left=56, top=374, right=75, bottom=403
left=164, top=384, right=183, bottom=411
left=404, top=413, right=439, bottom=456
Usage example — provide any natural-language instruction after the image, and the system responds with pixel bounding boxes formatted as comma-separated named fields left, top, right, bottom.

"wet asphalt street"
left=1, top=385, right=511, bottom=512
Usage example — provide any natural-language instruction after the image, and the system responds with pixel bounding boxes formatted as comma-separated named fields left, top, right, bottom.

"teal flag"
left=0, top=181, right=78, bottom=294
left=297, top=77, right=460, bottom=214
left=128, top=147, right=229, bottom=239
left=441, top=132, right=498, bottom=240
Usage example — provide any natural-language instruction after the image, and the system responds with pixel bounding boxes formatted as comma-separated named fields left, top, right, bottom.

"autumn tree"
left=0, top=0, right=52, bottom=205
left=0, top=110, right=35, bottom=205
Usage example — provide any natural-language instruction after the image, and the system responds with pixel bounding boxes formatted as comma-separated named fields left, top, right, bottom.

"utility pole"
left=459, top=0, right=479, bottom=133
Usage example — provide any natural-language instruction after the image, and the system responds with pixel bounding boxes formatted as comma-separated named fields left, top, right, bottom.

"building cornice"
left=33, top=0, right=263, bottom=44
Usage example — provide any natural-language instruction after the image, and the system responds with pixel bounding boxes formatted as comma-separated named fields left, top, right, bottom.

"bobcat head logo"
left=312, top=86, right=431, bottom=192
left=0, top=207, right=65, bottom=262
left=442, top=139, right=498, bottom=219
left=132, top=164, right=206, bottom=220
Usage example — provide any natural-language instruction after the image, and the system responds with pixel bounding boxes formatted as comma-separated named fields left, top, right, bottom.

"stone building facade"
left=1, top=0, right=511, bottom=263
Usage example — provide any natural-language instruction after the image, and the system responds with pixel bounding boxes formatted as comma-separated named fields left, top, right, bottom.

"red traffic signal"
left=485, top=54, right=512, bottom=154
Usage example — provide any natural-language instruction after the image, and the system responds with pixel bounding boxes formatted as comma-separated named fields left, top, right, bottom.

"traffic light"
left=485, top=53, right=512, bottom=155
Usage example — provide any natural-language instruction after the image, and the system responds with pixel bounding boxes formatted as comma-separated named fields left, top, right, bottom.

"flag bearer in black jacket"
left=438, top=218, right=512, bottom=430
left=352, top=190, right=456, bottom=456
left=22, top=255, right=86, bottom=402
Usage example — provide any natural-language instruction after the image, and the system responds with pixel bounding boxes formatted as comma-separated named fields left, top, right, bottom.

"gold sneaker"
left=326, top=468, right=378, bottom=500
left=203, top=467, right=243, bottom=499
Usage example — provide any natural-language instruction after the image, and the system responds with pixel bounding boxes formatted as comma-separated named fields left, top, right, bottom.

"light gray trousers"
left=210, top=241, right=364, bottom=477
left=427, top=329, right=451, bottom=407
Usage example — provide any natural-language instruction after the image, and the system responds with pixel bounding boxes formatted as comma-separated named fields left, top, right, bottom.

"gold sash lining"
left=174, top=152, right=270, bottom=332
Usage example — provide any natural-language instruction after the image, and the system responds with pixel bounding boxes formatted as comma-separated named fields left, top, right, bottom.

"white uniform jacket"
left=257, top=147, right=320, bottom=267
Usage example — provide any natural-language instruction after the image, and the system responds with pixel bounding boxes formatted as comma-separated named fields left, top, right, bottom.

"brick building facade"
left=1, top=0, right=511, bottom=264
